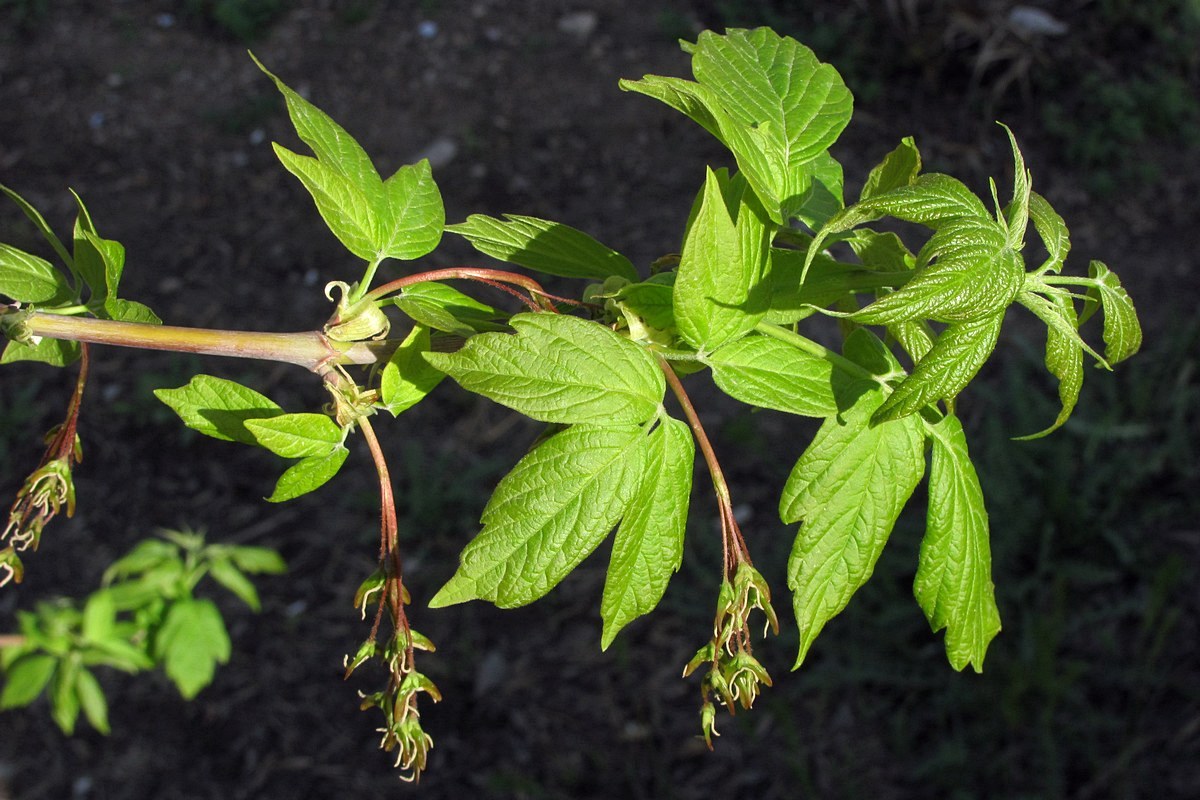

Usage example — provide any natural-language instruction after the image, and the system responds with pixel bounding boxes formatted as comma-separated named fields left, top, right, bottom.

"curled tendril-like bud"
left=359, top=666, right=441, bottom=782
left=324, top=280, right=390, bottom=342
left=699, top=700, right=720, bottom=750
left=4, top=455, right=77, bottom=554
left=0, top=547, right=24, bottom=588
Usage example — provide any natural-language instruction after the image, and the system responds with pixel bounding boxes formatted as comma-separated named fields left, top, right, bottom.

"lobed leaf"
left=425, top=313, right=664, bottom=425
left=1015, top=292, right=1084, bottom=439
left=448, top=214, right=638, bottom=282
left=781, top=388, right=927, bottom=666
left=915, top=414, right=1001, bottom=672
left=429, top=425, right=648, bottom=608
left=600, top=416, right=694, bottom=649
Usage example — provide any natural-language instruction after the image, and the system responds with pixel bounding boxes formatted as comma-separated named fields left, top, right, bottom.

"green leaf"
left=380, top=325, right=446, bottom=414
left=447, top=214, right=638, bottom=282
left=849, top=230, right=915, bottom=272
left=1018, top=289, right=1108, bottom=368
left=674, top=168, right=768, bottom=351
left=265, top=445, right=348, bottom=502
left=376, top=159, right=444, bottom=261
left=273, top=145, right=378, bottom=261
left=690, top=28, right=853, bottom=216
left=1, top=337, right=80, bottom=366
left=253, top=54, right=382, bottom=201
left=83, top=637, right=153, bottom=673
left=781, top=388, right=926, bottom=666
left=429, top=425, right=648, bottom=608
left=1085, top=261, right=1141, bottom=364
left=425, top=313, right=664, bottom=425
left=104, top=298, right=162, bottom=325
left=0, top=181, right=73, bottom=268
left=705, top=333, right=840, bottom=416
left=860, top=137, right=921, bottom=201
left=81, top=591, right=116, bottom=643
left=851, top=216, right=1023, bottom=324
left=80, top=229, right=126, bottom=308
left=155, top=598, right=231, bottom=700
left=0, top=653, right=57, bottom=709
left=600, top=417, right=694, bottom=649
left=103, top=538, right=180, bottom=584
left=999, top=124, right=1031, bottom=248
left=872, top=313, right=1005, bottom=423
left=792, top=151, right=845, bottom=231
left=613, top=274, right=676, bottom=332
left=154, top=375, right=284, bottom=444
left=0, top=243, right=68, bottom=303
left=74, top=667, right=110, bottom=734
left=208, top=557, right=262, bottom=611
left=1015, top=293, right=1083, bottom=440
left=392, top=282, right=503, bottom=336
left=49, top=659, right=80, bottom=734
left=227, top=545, right=287, bottom=574
left=1028, top=192, right=1070, bottom=274
left=915, top=414, right=1001, bottom=672
left=245, top=412, right=342, bottom=459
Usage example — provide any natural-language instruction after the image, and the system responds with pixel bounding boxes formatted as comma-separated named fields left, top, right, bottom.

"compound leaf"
left=155, top=598, right=231, bottom=700
left=429, top=425, right=648, bottom=609
left=425, top=313, right=664, bottom=425
left=154, top=375, right=284, bottom=444
left=915, top=414, right=1001, bottom=672
left=448, top=214, right=637, bottom=282
left=600, top=417, right=693, bottom=649
left=781, top=388, right=926, bottom=667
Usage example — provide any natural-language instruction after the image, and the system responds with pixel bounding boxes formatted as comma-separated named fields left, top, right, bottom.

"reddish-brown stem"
left=657, top=356, right=750, bottom=576
left=359, top=416, right=414, bottom=670
left=50, top=343, right=89, bottom=462
left=363, top=266, right=555, bottom=311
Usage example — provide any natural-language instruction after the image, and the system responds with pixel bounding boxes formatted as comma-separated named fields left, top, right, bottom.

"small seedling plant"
left=0, top=27, right=1141, bottom=780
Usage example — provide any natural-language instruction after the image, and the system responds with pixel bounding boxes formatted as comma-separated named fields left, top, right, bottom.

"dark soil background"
left=1, top=1, right=1198, bottom=798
